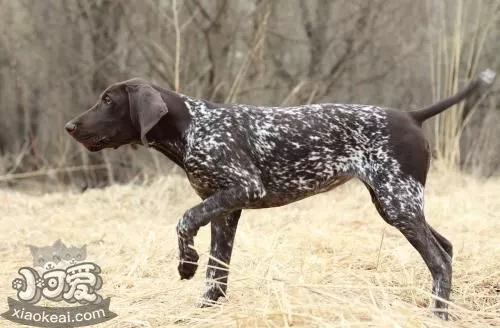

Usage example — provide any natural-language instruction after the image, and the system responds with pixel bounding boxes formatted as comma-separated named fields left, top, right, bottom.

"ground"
left=0, top=166, right=499, bottom=327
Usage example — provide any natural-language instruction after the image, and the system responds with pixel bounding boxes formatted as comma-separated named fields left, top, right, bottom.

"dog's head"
left=65, top=78, right=168, bottom=151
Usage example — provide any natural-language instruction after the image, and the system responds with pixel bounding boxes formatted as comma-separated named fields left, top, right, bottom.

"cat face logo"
left=12, top=240, right=102, bottom=305
left=28, top=240, right=87, bottom=276
left=2, top=240, right=117, bottom=327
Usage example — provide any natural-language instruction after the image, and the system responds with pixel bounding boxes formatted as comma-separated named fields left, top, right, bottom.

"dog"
left=65, top=69, right=496, bottom=320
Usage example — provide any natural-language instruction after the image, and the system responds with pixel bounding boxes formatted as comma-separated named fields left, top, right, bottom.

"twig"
left=173, top=0, right=181, bottom=92
left=376, top=227, right=386, bottom=270
left=6, top=140, right=30, bottom=175
left=225, top=11, right=270, bottom=103
left=0, top=164, right=110, bottom=182
left=280, top=81, right=306, bottom=106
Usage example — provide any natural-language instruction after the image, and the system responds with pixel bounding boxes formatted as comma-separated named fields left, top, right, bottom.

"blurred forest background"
left=0, top=0, right=499, bottom=191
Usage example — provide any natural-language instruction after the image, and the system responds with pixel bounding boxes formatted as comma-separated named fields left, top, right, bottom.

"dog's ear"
left=126, top=83, right=168, bottom=145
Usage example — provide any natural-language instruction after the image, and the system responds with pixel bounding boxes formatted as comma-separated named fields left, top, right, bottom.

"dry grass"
left=0, top=166, right=499, bottom=327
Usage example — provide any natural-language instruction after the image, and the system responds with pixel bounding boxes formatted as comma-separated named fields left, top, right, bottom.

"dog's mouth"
left=78, top=136, right=109, bottom=152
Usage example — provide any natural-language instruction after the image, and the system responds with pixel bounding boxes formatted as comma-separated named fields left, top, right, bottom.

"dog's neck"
left=147, top=139, right=186, bottom=169
left=146, top=88, right=193, bottom=169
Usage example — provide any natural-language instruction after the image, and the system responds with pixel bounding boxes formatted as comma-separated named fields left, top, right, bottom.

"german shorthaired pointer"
left=65, top=69, right=495, bottom=320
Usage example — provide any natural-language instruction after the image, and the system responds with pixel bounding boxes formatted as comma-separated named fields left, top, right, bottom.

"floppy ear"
left=126, top=84, right=168, bottom=145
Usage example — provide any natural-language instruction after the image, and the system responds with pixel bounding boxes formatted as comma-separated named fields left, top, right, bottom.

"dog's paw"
left=196, top=298, right=217, bottom=308
left=433, top=310, right=449, bottom=321
left=178, top=261, right=197, bottom=280
left=178, top=248, right=199, bottom=280
left=196, top=295, right=223, bottom=308
left=196, top=284, right=225, bottom=308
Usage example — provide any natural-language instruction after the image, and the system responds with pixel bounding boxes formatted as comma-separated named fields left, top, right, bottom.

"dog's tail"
left=409, top=69, right=496, bottom=124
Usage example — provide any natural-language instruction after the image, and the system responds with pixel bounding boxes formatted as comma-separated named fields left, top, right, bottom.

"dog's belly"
left=246, top=175, right=353, bottom=209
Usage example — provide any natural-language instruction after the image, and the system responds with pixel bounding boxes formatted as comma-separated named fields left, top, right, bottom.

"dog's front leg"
left=198, top=209, right=241, bottom=307
left=176, top=185, right=265, bottom=280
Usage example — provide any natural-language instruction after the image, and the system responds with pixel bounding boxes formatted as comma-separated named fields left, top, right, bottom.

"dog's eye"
left=103, top=95, right=112, bottom=105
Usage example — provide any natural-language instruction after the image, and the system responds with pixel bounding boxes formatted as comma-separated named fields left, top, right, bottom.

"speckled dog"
left=65, top=69, right=495, bottom=320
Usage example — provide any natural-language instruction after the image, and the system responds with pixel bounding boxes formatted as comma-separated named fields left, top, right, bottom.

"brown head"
left=65, top=78, right=186, bottom=152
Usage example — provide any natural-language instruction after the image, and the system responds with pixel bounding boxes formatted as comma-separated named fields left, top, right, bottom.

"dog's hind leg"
left=364, top=182, right=387, bottom=218
left=198, top=210, right=241, bottom=307
left=427, top=225, right=453, bottom=258
left=365, top=177, right=452, bottom=320
left=365, top=181, right=453, bottom=259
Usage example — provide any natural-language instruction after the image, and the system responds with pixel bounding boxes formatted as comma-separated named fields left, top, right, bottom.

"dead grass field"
left=0, top=166, right=499, bottom=327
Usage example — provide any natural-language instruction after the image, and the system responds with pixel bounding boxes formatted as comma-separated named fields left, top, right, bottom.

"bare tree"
left=0, top=0, right=498, bottom=189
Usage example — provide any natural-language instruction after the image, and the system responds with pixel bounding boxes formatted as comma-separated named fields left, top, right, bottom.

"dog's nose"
left=65, top=122, right=77, bottom=133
